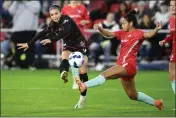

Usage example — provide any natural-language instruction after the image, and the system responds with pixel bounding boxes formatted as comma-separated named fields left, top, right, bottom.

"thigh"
left=79, top=56, right=88, bottom=74
left=101, top=65, right=128, bottom=79
left=169, top=62, right=176, bottom=81
left=61, top=50, right=72, bottom=60
left=89, top=42, right=100, bottom=51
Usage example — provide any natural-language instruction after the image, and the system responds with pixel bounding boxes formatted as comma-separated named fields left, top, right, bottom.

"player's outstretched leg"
left=121, top=78, right=163, bottom=110
left=75, top=73, right=88, bottom=108
left=75, top=65, right=126, bottom=92
left=60, top=59, right=69, bottom=83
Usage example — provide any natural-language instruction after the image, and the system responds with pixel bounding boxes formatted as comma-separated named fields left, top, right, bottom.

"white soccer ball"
left=68, top=52, right=84, bottom=68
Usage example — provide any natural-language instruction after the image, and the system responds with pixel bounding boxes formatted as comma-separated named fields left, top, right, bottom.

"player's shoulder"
left=134, top=29, right=144, bottom=34
left=61, top=15, right=72, bottom=20
left=62, top=5, right=70, bottom=9
left=131, top=29, right=144, bottom=38
left=77, top=4, right=87, bottom=9
left=60, top=15, right=73, bottom=23
left=114, top=30, right=126, bottom=36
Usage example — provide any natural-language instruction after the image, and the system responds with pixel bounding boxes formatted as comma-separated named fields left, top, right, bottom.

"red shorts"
left=170, top=53, right=176, bottom=62
left=117, top=62, right=137, bottom=80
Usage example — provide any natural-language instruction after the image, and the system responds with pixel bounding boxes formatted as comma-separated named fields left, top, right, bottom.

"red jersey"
left=164, top=16, right=176, bottom=62
left=62, top=4, right=90, bottom=28
left=114, top=29, right=144, bottom=66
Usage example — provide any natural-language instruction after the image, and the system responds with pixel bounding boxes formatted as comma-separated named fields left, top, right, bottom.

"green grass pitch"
left=1, top=70, right=175, bottom=116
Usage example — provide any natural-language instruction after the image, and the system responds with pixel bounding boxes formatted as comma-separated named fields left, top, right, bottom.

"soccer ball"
left=68, top=52, right=84, bottom=68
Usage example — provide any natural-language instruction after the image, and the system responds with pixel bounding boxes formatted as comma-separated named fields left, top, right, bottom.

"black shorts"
left=63, top=46, right=89, bottom=56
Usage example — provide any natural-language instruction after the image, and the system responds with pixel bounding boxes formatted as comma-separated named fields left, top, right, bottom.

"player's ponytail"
left=124, top=9, right=138, bottom=28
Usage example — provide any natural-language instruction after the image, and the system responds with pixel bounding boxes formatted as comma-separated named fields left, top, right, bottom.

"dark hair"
left=124, top=10, right=138, bottom=27
left=49, top=4, right=61, bottom=11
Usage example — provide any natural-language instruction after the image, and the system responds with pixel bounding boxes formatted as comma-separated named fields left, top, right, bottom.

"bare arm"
left=143, top=22, right=162, bottom=39
left=81, top=5, right=91, bottom=26
left=94, top=24, right=115, bottom=38
left=27, top=28, right=48, bottom=46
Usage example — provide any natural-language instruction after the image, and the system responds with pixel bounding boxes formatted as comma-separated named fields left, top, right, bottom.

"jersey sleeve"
left=27, top=27, right=48, bottom=47
left=113, top=30, right=124, bottom=40
left=81, top=5, right=92, bottom=27
left=164, top=34, right=173, bottom=42
left=82, top=5, right=90, bottom=21
left=137, top=30, right=144, bottom=41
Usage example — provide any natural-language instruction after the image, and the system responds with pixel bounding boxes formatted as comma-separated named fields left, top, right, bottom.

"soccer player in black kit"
left=17, top=5, right=88, bottom=108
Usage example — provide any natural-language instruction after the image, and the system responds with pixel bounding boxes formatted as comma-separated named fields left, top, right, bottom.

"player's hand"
left=156, top=21, right=163, bottom=30
left=17, top=43, right=29, bottom=51
left=93, top=24, right=100, bottom=30
left=40, top=39, right=51, bottom=45
left=80, top=20, right=88, bottom=26
left=159, top=40, right=166, bottom=46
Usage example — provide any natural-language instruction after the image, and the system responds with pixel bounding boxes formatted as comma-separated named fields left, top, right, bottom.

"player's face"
left=50, top=9, right=62, bottom=22
left=121, top=18, right=130, bottom=31
left=170, top=1, right=176, bottom=15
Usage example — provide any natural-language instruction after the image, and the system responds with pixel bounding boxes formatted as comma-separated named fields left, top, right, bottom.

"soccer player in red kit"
left=62, top=0, right=91, bottom=30
left=159, top=0, right=176, bottom=96
left=75, top=9, right=164, bottom=110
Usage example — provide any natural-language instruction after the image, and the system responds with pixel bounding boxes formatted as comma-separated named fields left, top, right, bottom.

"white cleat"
left=74, top=98, right=86, bottom=109
left=172, top=108, right=176, bottom=111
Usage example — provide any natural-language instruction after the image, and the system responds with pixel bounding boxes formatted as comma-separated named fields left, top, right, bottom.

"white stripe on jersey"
left=122, top=40, right=139, bottom=64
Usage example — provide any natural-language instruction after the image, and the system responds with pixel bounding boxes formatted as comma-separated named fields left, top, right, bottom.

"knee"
left=127, top=92, right=138, bottom=100
left=89, top=43, right=99, bottom=51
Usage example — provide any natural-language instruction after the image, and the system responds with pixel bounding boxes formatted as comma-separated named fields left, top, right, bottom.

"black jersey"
left=27, top=15, right=88, bottom=51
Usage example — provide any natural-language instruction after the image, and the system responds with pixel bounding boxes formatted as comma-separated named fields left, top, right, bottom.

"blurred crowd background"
left=1, top=0, right=172, bottom=70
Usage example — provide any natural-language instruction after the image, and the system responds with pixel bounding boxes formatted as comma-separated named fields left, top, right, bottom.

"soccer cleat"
left=155, top=100, right=163, bottom=110
left=61, top=71, right=68, bottom=83
left=74, top=76, right=87, bottom=92
left=74, top=97, right=86, bottom=109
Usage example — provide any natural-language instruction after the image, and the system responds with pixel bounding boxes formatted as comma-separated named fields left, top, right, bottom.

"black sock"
left=59, top=59, right=69, bottom=74
left=80, top=73, right=88, bottom=96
